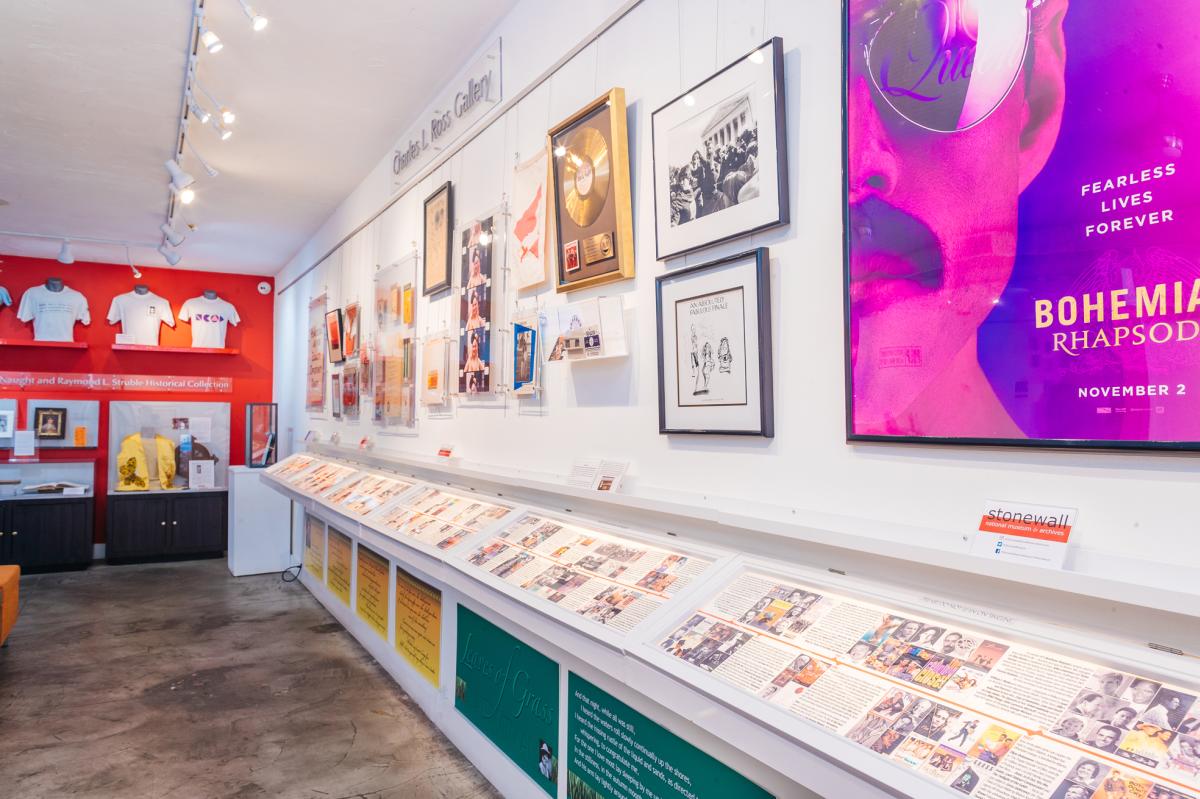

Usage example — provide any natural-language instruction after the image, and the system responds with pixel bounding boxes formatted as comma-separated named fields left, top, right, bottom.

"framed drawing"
left=423, top=181, right=453, bottom=296
left=325, top=308, right=345, bottom=364
left=652, top=37, right=788, bottom=260
left=547, top=88, right=635, bottom=292
left=34, top=407, right=67, bottom=440
left=510, top=152, right=548, bottom=290
left=845, top=0, right=1200, bottom=450
left=0, top=409, right=14, bottom=438
left=458, top=217, right=495, bottom=395
left=343, top=302, right=360, bottom=360
left=656, top=248, right=772, bottom=437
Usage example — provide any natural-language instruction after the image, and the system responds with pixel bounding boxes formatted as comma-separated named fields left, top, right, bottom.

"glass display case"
left=246, top=402, right=277, bottom=468
left=108, top=401, right=231, bottom=491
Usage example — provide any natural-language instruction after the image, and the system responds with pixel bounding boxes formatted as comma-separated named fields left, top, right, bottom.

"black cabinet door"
left=108, top=495, right=170, bottom=559
left=168, top=493, right=227, bottom=555
left=0, top=503, right=11, bottom=564
left=7, top=499, right=92, bottom=570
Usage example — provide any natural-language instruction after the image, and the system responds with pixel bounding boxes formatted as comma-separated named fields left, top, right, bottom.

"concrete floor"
left=0, top=559, right=502, bottom=799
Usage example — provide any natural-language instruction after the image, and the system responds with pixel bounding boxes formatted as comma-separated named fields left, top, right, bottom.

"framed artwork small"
left=34, top=407, right=68, bottom=440
left=325, top=309, right=345, bottom=364
left=423, top=181, right=454, bottom=296
left=656, top=247, right=773, bottom=436
left=343, top=302, right=360, bottom=359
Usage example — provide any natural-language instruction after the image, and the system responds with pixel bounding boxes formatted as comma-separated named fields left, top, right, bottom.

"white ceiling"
left=0, top=0, right=516, bottom=275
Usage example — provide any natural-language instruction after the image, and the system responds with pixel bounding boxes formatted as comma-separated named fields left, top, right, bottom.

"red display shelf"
left=110, top=344, right=239, bottom=355
left=0, top=338, right=88, bottom=349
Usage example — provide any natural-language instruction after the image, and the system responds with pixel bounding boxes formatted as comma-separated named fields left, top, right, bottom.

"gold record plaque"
left=547, top=88, right=635, bottom=292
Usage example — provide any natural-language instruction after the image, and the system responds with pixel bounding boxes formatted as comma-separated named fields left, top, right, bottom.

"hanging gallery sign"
left=844, top=0, right=1200, bottom=449
left=0, top=371, right=231, bottom=394
left=391, top=39, right=502, bottom=190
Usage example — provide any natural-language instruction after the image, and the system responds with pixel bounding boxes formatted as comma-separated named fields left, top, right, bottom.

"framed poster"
left=422, top=337, right=449, bottom=406
left=656, top=248, right=772, bottom=436
left=342, top=365, right=360, bottom=420
left=343, top=302, right=360, bottom=359
left=325, top=308, right=345, bottom=364
left=457, top=217, right=495, bottom=395
left=652, top=37, right=788, bottom=260
left=423, top=181, right=453, bottom=296
left=510, top=152, right=548, bottom=290
left=547, top=88, right=635, bottom=292
left=511, top=314, right=538, bottom=396
left=331, top=373, right=343, bottom=419
left=375, top=258, right=418, bottom=428
left=306, top=296, right=327, bottom=411
left=844, top=0, right=1200, bottom=450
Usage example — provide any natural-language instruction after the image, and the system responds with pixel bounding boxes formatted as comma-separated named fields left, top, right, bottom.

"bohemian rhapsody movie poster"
left=845, top=0, right=1200, bottom=447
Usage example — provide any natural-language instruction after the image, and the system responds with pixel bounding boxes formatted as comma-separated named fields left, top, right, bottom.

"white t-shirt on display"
left=106, top=291, right=175, bottom=346
left=179, top=296, right=240, bottom=348
left=17, top=285, right=91, bottom=342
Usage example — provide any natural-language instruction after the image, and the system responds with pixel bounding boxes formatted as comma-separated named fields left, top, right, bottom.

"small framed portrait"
left=0, top=409, right=13, bottom=437
left=423, top=181, right=453, bottom=296
left=35, top=407, right=67, bottom=440
left=325, top=309, right=345, bottom=364
left=547, top=88, right=635, bottom=292
left=656, top=247, right=773, bottom=436
left=652, top=38, right=788, bottom=260
left=343, top=302, right=360, bottom=359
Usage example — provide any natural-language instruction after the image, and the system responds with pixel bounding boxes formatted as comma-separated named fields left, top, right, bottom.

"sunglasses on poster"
left=858, top=0, right=1035, bottom=133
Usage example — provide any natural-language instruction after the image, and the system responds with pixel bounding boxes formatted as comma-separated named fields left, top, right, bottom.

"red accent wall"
left=0, top=254, right=274, bottom=545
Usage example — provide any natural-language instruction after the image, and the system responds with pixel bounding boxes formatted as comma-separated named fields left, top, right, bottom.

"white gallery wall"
left=273, top=0, right=1198, bottom=599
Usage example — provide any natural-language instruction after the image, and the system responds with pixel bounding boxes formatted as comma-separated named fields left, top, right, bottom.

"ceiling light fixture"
left=160, top=222, right=186, bottom=247
left=185, top=137, right=219, bottom=177
left=199, top=27, right=223, bottom=54
left=174, top=185, right=196, bottom=205
left=220, top=107, right=236, bottom=125
left=211, top=119, right=233, bottom=140
left=165, top=159, right=195, bottom=192
left=157, top=243, right=182, bottom=266
left=195, top=83, right=236, bottom=128
left=57, top=239, right=74, bottom=264
left=125, top=246, right=143, bottom=279
left=238, top=0, right=269, bottom=31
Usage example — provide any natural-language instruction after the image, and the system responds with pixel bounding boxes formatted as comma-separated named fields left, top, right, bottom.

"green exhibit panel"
left=568, top=672, right=774, bottom=799
left=455, top=604, right=560, bottom=796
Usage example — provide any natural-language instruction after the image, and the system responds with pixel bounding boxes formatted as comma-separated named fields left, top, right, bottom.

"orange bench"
left=0, top=565, right=18, bottom=647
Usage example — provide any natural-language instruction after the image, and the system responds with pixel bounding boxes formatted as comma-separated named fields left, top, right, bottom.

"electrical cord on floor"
left=281, top=563, right=302, bottom=583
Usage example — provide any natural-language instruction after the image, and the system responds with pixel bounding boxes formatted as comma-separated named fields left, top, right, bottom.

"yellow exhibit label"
left=326, top=528, right=353, bottom=606
left=395, top=566, right=442, bottom=687
left=304, top=515, right=326, bottom=579
left=356, top=545, right=390, bottom=639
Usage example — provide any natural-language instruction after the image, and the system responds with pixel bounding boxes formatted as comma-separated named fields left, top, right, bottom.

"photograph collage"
left=369, top=486, right=513, bottom=551
left=323, top=472, right=416, bottom=517
left=464, top=512, right=712, bottom=634
left=457, top=217, right=496, bottom=395
left=656, top=572, right=1199, bottom=799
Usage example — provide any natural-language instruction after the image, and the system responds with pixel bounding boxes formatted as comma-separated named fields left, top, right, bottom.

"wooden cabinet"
left=0, top=496, right=94, bottom=573
left=106, top=490, right=227, bottom=563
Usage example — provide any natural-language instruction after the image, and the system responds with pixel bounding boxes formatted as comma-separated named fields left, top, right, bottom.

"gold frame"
left=546, top=87, right=635, bottom=293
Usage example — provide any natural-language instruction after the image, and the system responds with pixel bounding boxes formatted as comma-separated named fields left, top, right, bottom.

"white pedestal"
left=228, top=465, right=295, bottom=577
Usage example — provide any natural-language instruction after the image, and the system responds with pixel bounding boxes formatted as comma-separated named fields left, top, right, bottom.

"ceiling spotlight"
left=157, top=243, right=182, bottom=266
left=187, top=95, right=211, bottom=124
left=220, top=107, right=236, bottom=125
left=199, top=27, right=223, bottom=54
left=57, top=239, right=74, bottom=264
left=165, top=159, right=195, bottom=192
left=174, top=184, right=196, bottom=205
left=238, top=0, right=269, bottom=31
left=160, top=222, right=186, bottom=246
left=211, top=118, right=233, bottom=140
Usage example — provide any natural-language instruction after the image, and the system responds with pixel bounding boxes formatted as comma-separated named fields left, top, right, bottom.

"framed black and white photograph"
left=651, top=38, right=788, bottom=261
left=656, top=247, right=773, bottom=436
